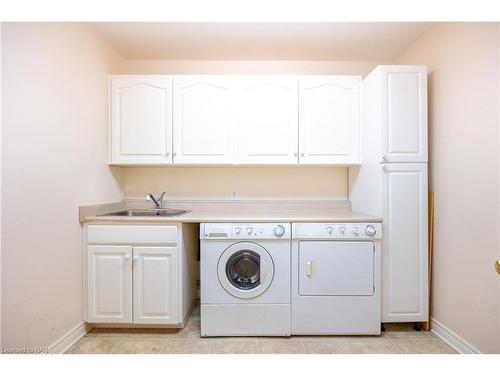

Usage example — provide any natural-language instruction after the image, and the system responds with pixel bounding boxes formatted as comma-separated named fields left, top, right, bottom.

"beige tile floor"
left=66, top=305, right=457, bottom=354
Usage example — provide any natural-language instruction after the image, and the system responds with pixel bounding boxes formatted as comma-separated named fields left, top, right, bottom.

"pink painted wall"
left=396, top=22, right=499, bottom=353
left=1, top=23, right=125, bottom=349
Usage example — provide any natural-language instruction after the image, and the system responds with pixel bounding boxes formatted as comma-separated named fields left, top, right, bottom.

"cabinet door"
left=133, top=247, right=179, bottom=324
left=110, top=76, right=173, bottom=165
left=381, top=164, right=428, bottom=322
left=173, top=77, right=237, bottom=164
left=381, top=66, right=427, bottom=162
left=87, top=246, right=132, bottom=323
left=238, top=78, right=298, bottom=164
left=299, top=76, right=360, bottom=164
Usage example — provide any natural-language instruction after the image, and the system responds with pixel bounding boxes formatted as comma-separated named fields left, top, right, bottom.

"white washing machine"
left=292, top=223, right=382, bottom=335
left=200, top=223, right=291, bottom=336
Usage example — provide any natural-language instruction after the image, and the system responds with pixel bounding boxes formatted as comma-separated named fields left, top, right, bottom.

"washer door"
left=217, top=242, right=274, bottom=299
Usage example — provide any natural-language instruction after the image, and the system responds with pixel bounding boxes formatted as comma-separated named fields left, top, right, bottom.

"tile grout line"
left=384, top=335, right=403, bottom=353
left=110, top=335, right=128, bottom=354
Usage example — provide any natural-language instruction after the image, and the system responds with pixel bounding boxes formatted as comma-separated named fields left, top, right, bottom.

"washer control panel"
left=292, top=223, right=382, bottom=240
left=201, top=223, right=291, bottom=240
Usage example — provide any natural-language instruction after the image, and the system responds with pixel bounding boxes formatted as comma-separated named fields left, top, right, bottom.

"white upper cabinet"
left=173, top=77, right=238, bottom=164
left=237, top=78, right=299, bottom=164
left=299, top=76, right=360, bottom=164
left=380, top=66, right=428, bottom=163
left=108, top=74, right=363, bottom=166
left=109, top=76, right=173, bottom=165
left=133, top=247, right=179, bottom=324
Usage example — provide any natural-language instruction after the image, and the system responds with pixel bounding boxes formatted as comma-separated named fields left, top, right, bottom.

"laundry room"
left=1, top=1, right=500, bottom=373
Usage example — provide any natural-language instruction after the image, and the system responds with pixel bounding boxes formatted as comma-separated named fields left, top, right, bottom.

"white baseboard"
left=431, top=318, right=481, bottom=354
left=49, top=321, right=91, bottom=354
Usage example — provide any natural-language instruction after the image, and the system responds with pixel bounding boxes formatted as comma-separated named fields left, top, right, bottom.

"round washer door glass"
left=217, top=242, right=274, bottom=299
left=226, top=250, right=261, bottom=290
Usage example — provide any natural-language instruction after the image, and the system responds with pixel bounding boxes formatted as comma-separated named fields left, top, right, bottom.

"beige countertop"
left=80, top=200, right=382, bottom=224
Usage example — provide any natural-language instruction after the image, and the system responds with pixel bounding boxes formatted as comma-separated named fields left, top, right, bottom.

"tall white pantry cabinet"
left=350, top=65, right=429, bottom=323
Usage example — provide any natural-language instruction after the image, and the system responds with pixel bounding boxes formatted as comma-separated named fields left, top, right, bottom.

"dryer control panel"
left=292, top=223, right=382, bottom=240
left=201, top=223, right=291, bottom=240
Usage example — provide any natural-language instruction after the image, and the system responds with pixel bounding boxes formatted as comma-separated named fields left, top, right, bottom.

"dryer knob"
left=365, top=225, right=377, bottom=237
left=273, top=225, right=285, bottom=237
left=247, top=227, right=253, bottom=235
left=234, top=227, right=241, bottom=235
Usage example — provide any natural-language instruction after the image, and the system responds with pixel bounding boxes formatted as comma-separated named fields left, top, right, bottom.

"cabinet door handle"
left=305, top=261, right=313, bottom=276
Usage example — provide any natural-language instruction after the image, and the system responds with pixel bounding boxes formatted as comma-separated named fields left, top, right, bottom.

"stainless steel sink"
left=98, top=208, right=191, bottom=217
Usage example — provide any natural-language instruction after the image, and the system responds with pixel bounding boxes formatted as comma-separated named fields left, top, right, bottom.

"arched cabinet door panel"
left=237, top=78, right=299, bottom=164
left=173, top=77, right=238, bottom=164
left=299, top=76, right=360, bottom=164
left=109, top=76, right=173, bottom=165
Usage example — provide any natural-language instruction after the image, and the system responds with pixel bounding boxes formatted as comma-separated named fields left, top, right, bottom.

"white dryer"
left=292, top=223, right=382, bottom=335
left=200, top=223, right=291, bottom=336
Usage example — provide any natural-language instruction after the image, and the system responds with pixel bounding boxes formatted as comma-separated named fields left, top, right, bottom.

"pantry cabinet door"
left=173, top=77, right=237, bottom=164
left=381, top=164, right=428, bottom=322
left=110, top=76, right=173, bottom=165
left=380, top=66, right=428, bottom=163
left=87, top=246, right=132, bottom=323
left=133, top=247, right=179, bottom=324
left=299, top=76, right=360, bottom=164
left=238, top=78, right=299, bottom=164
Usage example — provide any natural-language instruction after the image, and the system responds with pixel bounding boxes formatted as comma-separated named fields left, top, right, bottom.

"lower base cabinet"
left=133, top=246, right=178, bottom=324
left=87, top=245, right=133, bottom=323
left=84, top=224, right=198, bottom=326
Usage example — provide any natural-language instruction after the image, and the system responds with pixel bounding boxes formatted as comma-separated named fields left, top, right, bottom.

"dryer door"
left=298, top=241, right=375, bottom=296
left=217, top=242, right=274, bottom=299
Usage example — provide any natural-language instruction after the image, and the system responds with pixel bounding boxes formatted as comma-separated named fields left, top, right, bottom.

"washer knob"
left=326, top=226, right=333, bottom=235
left=339, top=226, right=346, bottom=235
left=365, top=225, right=377, bottom=237
left=247, top=227, right=253, bottom=235
left=352, top=226, right=359, bottom=235
left=273, top=225, right=285, bottom=237
left=234, top=227, right=241, bottom=235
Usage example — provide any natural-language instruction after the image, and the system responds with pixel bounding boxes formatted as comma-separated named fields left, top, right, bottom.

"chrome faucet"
left=147, top=192, right=166, bottom=209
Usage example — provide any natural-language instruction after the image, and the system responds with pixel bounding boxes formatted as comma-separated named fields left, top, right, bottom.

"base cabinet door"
left=133, top=247, right=179, bottom=324
left=299, top=76, right=360, bottom=164
left=87, top=246, right=133, bottom=323
left=381, top=164, right=428, bottom=322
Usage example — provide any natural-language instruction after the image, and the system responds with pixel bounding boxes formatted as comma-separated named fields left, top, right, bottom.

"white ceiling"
left=92, top=22, right=433, bottom=61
